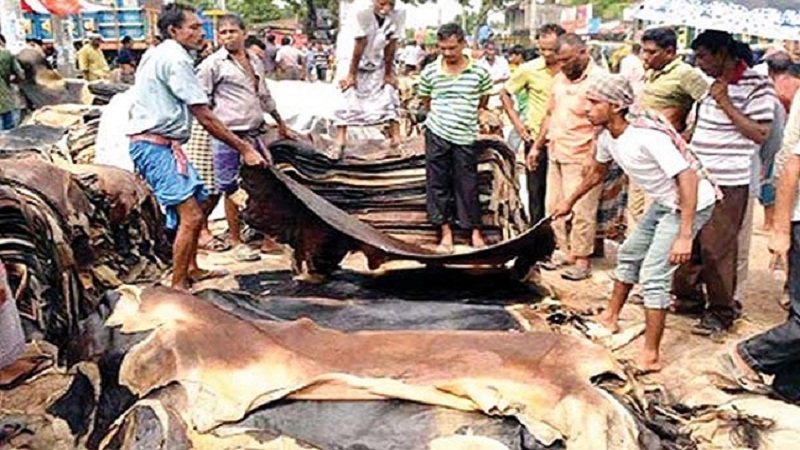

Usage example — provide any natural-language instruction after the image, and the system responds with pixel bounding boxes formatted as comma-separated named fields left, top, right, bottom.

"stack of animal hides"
left=0, top=127, right=168, bottom=355
left=270, top=135, right=528, bottom=246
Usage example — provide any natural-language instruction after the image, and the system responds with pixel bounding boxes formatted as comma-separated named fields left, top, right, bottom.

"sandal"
left=199, top=236, right=231, bottom=252
left=233, top=244, right=261, bottom=262
left=718, top=352, right=772, bottom=395
left=189, top=268, right=230, bottom=283
left=561, top=266, right=592, bottom=281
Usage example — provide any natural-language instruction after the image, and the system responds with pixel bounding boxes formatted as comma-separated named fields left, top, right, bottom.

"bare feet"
left=471, top=230, right=486, bottom=248
left=637, top=350, right=663, bottom=374
left=260, top=237, right=283, bottom=254
left=595, top=310, right=620, bottom=334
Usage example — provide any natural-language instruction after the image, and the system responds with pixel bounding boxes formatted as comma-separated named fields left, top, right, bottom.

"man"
left=333, top=0, right=405, bottom=150
left=0, top=34, right=23, bottom=131
left=245, top=35, right=266, bottom=61
left=631, top=27, right=710, bottom=231
left=531, top=33, right=601, bottom=281
left=401, top=39, right=422, bottom=74
left=721, top=125, right=800, bottom=402
left=552, top=74, right=715, bottom=373
left=479, top=41, right=510, bottom=92
left=418, top=23, right=491, bottom=251
left=276, top=36, right=304, bottom=80
left=618, top=43, right=645, bottom=101
left=674, top=31, right=776, bottom=334
left=127, top=3, right=266, bottom=291
left=263, top=34, right=279, bottom=77
left=501, top=24, right=565, bottom=224
left=312, top=41, right=330, bottom=82
left=503, top=45, right=528, bottom=152
left=114, top=36, right=137, bottom=84
left=197, top=14, right=293, bottom=262
left=77, top=34, right=110, bottom=81
left=767, top=50, right=800, bottom=114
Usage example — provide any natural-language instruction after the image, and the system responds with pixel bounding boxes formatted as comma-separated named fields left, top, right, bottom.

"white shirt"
left=791, top=141, right=800, bottom=222
left=276, top=45, right=303, bottom=70
left=335, top=0, right=405, bottom=77
left=402, top=44, right=423, bottom=66
left=479, top=56, right=510, bottom=84
left=596, top=127, right=716, bottom=211
left=619, top=54, right=645, bottom=100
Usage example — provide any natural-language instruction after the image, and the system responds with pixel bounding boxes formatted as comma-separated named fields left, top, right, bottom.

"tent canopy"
left=634, top=0, right=800, bottom=40
left=21, top=0, right=104, bottom=16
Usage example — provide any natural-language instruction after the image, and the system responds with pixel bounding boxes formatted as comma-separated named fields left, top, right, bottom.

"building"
left=505, top=1, right=567, bottom=45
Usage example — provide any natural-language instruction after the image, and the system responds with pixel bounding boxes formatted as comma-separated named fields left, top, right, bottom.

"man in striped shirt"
left=674, top=31, right=777, bottom=335
left=418, top=23, right=492, bottom=251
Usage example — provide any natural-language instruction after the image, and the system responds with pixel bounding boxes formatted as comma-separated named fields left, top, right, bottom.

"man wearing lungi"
left=197, top=14, right=293, bottom=262
left=334, top=0, right=405, bottom=151
left=418, top=23, right=492, bottom=252
left=127, top=3, right=266, bottom=291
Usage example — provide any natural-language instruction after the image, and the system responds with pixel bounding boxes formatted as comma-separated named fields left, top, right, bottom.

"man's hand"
left=278, top=124, right=298, bottom=140
left=339, top=74, right=357, bottom=91
left=670, top=236, right=693, bottom=265
left=241, top=144, right=268, bottom=168
left=709, top=80, right=731, bottom=108
left=526, top=149, right=540, bottom=171
left=383, top=72, right=398, bottom=89
left=551, top=200, right=573, bottom=219
left=516, top=125, right=532, bottom=143
left=769, top=229, right=791, bottom=261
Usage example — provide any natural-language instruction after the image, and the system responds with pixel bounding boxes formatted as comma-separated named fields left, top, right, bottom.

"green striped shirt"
left=418, top=57, right=492, bottom=145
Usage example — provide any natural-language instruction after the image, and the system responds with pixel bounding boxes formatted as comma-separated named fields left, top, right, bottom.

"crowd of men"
left=3, top=0, right=800, bottom=402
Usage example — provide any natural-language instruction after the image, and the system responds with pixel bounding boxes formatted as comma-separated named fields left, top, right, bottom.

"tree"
left=408, top=0, right=513, bottom=41
left=562, top=0, right=632, bottom=20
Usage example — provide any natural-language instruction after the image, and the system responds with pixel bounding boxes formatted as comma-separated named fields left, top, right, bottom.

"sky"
left=404, top=0, right=506, bottom=29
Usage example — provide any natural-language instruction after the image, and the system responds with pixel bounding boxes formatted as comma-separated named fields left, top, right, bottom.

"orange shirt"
left=546, top=63, right=601, bottom=164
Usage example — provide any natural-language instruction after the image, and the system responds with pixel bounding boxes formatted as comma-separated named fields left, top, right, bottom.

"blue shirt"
left=127, top=40, right=208, bottom=142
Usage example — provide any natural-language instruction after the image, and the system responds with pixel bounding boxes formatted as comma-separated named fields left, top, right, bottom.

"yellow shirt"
left=77, top=45, right=109, bottom=81
left=503, top=57, right=556, bottom=136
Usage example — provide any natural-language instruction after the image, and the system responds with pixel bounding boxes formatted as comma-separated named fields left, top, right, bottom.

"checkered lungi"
left=184, top=122, right=217, bottom=195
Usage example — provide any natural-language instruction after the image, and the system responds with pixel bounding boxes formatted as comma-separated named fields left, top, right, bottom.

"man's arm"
left=770, top=151, right=800, bottom=258
left=671, top=168, right=700, bottom=264
left=342, top=37, right=367, bottom=88
left=77, top=50, right=90, bottom=79
left=384, top=39, right=397, bottom=77
left=500, top=89, right=529, bottom=141
left=553, top=161, right=609, bottom=217
left=710, top=80, right=771, bottom=144
left=190, top=105, right=265, bottom=166
left=478, top=95, right=489, bottom=110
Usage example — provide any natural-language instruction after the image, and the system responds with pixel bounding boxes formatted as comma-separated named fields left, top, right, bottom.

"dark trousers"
left=673, top=185, right=750, bottom=324
left=524, top=141, right=548, bottom=223
left=316, top=67, right=327, bottom=81
left=738, top=221, right=800, bottom=401
left=425, top=129, right=482, bottom=228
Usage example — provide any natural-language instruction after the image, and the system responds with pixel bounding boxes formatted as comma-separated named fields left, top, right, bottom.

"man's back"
left=264, top=42, right=278, bottom=72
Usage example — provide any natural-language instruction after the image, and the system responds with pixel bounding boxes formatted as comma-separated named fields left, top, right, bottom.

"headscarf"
left=587, top=73, right=723, bottom=200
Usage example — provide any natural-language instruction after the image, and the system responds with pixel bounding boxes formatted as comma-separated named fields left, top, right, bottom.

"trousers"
left=425, top=129, right=482, bottom=228
left=738, top=221, right=800, bottom=402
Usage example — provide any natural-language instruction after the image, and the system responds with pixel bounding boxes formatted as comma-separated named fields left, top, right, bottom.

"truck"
left=20, top=0, right=224, bottom=51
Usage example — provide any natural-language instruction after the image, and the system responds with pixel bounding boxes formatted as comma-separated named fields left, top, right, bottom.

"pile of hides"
left=242, top=165, right=553, bottom=277
left=0, top=124, right=72, bottom=163
left=16, top=47, right=90, bottom=110
left=23, top=104, right=102, bottom=164
left=87, top=82, right=131, bottom=106
left=270, top=135, right=528, bottom=246
left=0, top=156, right=169, bottom=354
left=17, top=285, right=678, bottom=450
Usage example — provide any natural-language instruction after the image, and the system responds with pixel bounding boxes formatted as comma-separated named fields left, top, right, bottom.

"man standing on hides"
left=418, top=23, right=492, bottom=251
left=127, top=3, right=266, bottom=291
left=334, top=0, right=405, bottom=151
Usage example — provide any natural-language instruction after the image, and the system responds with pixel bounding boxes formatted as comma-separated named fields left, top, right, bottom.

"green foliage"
left=562, top=0, right=632, bottom=20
